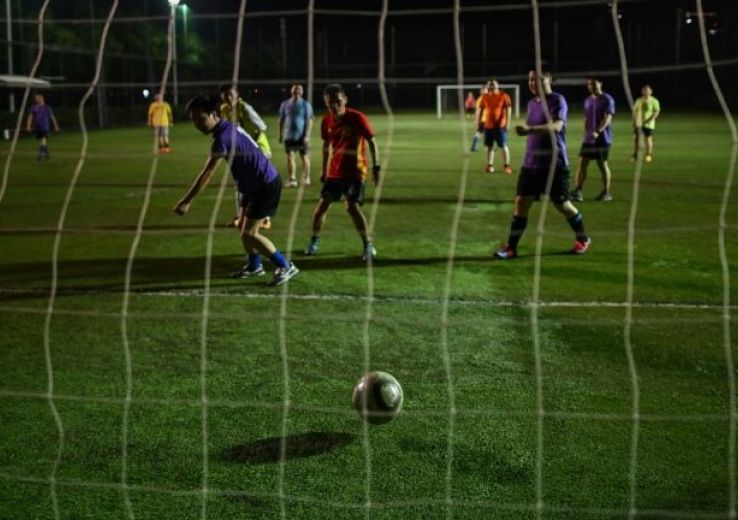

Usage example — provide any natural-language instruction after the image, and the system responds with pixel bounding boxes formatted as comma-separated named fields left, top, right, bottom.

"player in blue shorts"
left=26, top=93, right=60, bottom=161
left=174, top=95, right=298, bottom=287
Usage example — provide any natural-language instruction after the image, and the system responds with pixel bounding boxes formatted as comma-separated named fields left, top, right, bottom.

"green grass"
left=0, top=110, right=736, bottom=519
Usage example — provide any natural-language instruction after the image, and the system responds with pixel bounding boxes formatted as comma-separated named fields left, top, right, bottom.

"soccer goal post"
left=436, top=84, right=520, bottom=120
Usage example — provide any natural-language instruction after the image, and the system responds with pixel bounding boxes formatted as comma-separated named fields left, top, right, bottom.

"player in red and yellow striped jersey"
left=304, top=84, right=380, bottom=261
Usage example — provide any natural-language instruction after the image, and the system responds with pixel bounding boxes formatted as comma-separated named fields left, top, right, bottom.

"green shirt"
left=634, top=96, right=661, bottom=130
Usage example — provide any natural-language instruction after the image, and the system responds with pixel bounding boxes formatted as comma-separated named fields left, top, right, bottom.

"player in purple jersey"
left=571, top=77, right=615, bottom=202
left=494, top=70, right=591, bottom=259
left=25, top=93, right=60, bottom=161
left=173, top=95, right=298, bottom=287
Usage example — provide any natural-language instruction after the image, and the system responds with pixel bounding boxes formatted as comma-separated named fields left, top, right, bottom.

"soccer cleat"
left=493, top=244, right=518, bottom=260
left=570, top=189, right=584, bottom=202
left=595, top=191, right=613, bottom=202
left=503, top=164, right=513, bottom=175
left=485, top=164, right=495, bottom=174
left=229, top=216, right=240, bottom=227
left=644, top=154, right=653, bottom=163
left=286, top=178, right=298, bottom=188
left=230, top=264, right=266, bottom=278
left=269, top=263, right=299, bottom=287
left=303, top=240, right=319, bottom=256
left=572, top=238, right=592, bottom=255
left=362, top=243, right=377, bottom=261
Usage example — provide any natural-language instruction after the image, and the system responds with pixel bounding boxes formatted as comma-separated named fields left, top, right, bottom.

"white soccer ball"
left=352, top=371, right=404, bottom=425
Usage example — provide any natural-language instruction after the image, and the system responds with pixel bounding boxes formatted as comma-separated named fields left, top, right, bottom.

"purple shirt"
left=211, top=119, right=278, bottom=195
left=583, top=92, right=615, bottom=145
left=30, top=104, right=54, bottom=132
left=522, top=92, right=569, bottom=170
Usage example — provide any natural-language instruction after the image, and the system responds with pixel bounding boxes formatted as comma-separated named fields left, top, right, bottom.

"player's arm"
left=25, top=113, right=32, bottom=132
left=321, top=140, right=330, bottom=183
left=304, top=114, right=314, bottom=143
left=504, top=105, right=512, bottom=130
left=278, top=109, right=285, bottom=144
left=167, top=104, right=173, bottom=126
left=174, top=155, right=222, bottom=215
left=474, top=104, right=482, bottom=128
left=245, top=103, right=267, bottom=132
left=592, top=113, right=613, bottom=140
left=516, top=119, right=564, bottom=136
left=51, top=113, right=60, bottom=132
left=368, top=136, right=380, bottom=185
left=643, top=108, right=660, bottom=126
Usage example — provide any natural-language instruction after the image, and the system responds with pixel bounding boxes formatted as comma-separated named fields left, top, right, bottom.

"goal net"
left=436, top=83, right=521, bottom=120
left=0, top=0, right=736, bottom=519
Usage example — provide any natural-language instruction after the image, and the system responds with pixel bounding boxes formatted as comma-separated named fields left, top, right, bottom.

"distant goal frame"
left=435, top=83, right=520, bottom=120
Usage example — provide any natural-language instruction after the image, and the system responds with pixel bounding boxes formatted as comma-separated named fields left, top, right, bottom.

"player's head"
left=185, top=94, right=221, bottom=135
left=33, top=93, right=45, bottom=104
left=291, top=84, right=304, bottom=97
left=528, top=69, right=553, bottom=96
left=586, top=77, right=603, bottom=95
left=323, top=83, right=347, bottom=116
left=220, top=85, right=238, bottom=104
left=487, top=79, right=500, bottom=92
left=641, top=84, right=653, bottom=97
left=153, top=93, right=163, bottom=102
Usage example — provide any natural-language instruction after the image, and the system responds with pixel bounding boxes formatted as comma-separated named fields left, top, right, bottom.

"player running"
left=174, top=95, right=298, bottom=287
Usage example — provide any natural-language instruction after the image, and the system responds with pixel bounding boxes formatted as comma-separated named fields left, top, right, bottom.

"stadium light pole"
left=168, top=0, right=179, bottom=105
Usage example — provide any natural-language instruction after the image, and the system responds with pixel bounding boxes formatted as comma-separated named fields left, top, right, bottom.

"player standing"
left=220, top=85, right=273, bottom=227
left=476, top=79, right=513, bottom=174
left=174, top=95, right=298, bottom=287
left=278, top=84, right=314, bottom=187
left=571, top=77, right=615, bottom=202
left=303, top=84, right=380, bottom=261
left=470, top=84, right=488, bottom=152
left=494, top=70, right=591, bottom=259
left=464, top=91, right=476, bottom=119
left=147, top=93, right=173, bottom=153
left=26, top=93, right=60, bottom=161
left=631, top=84, right=660, bottom=163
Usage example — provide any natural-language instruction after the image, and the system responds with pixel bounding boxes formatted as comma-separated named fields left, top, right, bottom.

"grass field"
left=0, top=109, right=736, bottom=519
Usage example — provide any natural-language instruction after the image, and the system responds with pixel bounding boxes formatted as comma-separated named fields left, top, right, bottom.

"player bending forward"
left=174, top=95, right=298, bottom=287
left=494, top=70, right=591, bottom=259
left=304, top=84, right=380, bottom=261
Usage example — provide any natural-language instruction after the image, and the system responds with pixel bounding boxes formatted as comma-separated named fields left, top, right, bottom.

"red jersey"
left=321, top=108, right=375, bottom=180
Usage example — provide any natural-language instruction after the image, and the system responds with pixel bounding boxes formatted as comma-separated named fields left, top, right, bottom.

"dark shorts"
left=579, top=141, right=611, bottom=161
left=35, top=130, right=49, bottom=140
left=484, top=128, right=508, bottom=148
left=239, top=176, right=282, bottom=220
left=284, top=138, right=309, bottom=155
left=516, top=166, right=571, bottom=203
left=321, top=178, right=365, bottom=205
left=634, top=126, right=654, bottom=137
left=465, top=107, right=475, bottom=115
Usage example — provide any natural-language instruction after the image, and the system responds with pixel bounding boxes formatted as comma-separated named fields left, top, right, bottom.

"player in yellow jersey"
left=147, top=93, right=173, bottom=153
left=220, top=85, right=274, bottom=228
left=470, top=84, right=488, bottom=152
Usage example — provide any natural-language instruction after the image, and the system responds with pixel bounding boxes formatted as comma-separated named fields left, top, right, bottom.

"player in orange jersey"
left=477, top=79, right=513, bottom=174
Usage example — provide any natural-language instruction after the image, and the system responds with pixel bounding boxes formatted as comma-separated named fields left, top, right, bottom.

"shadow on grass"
left=220, top=431, right=355, bottom=465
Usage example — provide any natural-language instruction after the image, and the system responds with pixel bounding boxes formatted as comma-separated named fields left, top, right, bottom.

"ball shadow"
left=220, top=431, right=355, bottom=465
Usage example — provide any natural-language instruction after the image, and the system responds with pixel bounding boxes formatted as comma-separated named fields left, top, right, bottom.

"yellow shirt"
left=148, top=101, right=172, bottom=127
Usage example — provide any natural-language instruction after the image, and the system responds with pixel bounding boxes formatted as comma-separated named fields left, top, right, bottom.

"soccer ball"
left=352, top=371, right=404, bottom=425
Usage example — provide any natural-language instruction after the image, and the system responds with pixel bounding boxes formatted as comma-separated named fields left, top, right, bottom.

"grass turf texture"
left=0, top=111, right=736, bottom=519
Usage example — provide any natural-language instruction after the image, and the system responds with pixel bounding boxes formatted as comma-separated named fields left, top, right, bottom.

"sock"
left=310, top=234, right=319, bottom=244
left=567, top=212, right=588, bottom=242
left=247, top=253, right=262, bottom=271
left=470, top=135, right=479, bottom=151
left=269, top=250, right=290, bottom=269
left=507, top=216, right=528, bottom=250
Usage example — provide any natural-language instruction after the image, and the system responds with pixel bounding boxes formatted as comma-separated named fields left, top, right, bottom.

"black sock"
left=567, top=212, right=588, bottom=242
left=508, top=216, right=527, bottom=250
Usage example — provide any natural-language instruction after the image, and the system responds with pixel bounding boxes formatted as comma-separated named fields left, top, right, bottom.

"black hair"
left=184, top=94, right=219, bottom=115
left=219, top=84, right=238, bottom=95
left=323, top=83, right=345, bottom=97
